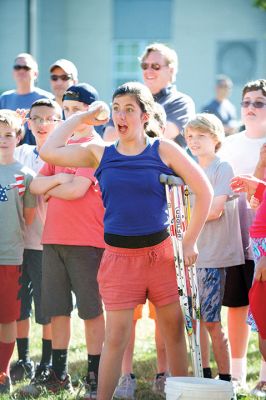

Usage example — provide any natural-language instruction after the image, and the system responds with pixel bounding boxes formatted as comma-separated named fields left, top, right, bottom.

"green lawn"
left=3, top=306, right=262, bottom=399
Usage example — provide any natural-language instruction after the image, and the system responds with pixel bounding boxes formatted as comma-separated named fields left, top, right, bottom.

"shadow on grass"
left=10, top=340, right=262, bottom=400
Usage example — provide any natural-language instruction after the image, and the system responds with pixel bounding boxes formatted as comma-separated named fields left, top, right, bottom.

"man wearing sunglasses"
left=49, top=59, right=78, bottom=108
left=0, top=53, right=54, bottom=145
left=104, top=43, right=195, bottom=147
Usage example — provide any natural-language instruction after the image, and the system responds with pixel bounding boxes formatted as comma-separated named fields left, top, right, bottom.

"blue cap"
left=62, top=83, right=99, bottom=105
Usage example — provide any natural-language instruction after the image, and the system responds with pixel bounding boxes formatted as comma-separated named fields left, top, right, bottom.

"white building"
left=0, top=0, right=265, bottom=115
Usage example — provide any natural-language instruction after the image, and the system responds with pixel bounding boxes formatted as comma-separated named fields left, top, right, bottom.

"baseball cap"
left=50, top=59, right=78, bottom=81
left=62, top=83, right=99, bottom=105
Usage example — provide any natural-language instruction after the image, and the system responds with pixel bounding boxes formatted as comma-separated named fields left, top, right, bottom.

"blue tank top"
left=95, top=138, right=175, bottom=236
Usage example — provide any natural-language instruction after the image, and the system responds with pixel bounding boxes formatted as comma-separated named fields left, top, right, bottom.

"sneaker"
left=10, top=359, right=35, bottom=383
left=0, top=373, right=11, bottom=394
left=113, top=374, right=136, bottom=399
left=77, top=372, right=98, bottom=399
left=250, top=381, right=266, bottom=397
left=34, top=363, right=51, bottom=380
left=232, top=378, right=248, bottom=393
left=152, top=372, right=169, bottom=396
left=19, top=368, right=73, bottom=397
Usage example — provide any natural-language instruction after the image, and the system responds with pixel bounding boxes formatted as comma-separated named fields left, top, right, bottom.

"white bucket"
left=165, top=377, right=234, bottom=400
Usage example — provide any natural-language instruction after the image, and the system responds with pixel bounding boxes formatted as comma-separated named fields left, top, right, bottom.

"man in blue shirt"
left=202, top=75, right=238, bottom=136
left=0, top=53, right=54, bottom=145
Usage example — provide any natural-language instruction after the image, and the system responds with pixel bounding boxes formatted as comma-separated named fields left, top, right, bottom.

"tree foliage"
left=253, top=0, right=266, bottom=11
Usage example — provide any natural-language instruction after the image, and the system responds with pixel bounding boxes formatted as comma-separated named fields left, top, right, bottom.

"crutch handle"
left=160, top=174, right=184, bottom=187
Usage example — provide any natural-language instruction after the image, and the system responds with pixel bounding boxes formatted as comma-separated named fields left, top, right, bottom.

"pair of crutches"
left=160, top=174, right=203, bottom=377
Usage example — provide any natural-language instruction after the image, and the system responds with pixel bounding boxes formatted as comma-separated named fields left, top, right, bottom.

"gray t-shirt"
left=0, top=161, right=36, bottom=265
left=195, top=157, right=244, bottom=268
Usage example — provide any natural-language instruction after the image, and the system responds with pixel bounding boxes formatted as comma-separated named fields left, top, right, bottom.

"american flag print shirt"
left=0, top=161, right=36, bottom=265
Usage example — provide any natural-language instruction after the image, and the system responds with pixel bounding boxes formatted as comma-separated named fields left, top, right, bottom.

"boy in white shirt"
left=219, top=79, right=266, bottom=392
left=11, top=99, right=62, bottom=383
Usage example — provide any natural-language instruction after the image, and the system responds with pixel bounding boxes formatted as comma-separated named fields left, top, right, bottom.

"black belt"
left=104, top=228, right=169, bottom=249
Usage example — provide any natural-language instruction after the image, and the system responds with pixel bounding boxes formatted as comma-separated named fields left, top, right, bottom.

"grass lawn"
left=3, top=305, right=262, bottom=399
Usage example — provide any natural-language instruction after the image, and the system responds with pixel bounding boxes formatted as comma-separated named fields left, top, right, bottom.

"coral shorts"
left=98, top=237, right=179, bottom=311
left=0, top=265, right=21, bottom=323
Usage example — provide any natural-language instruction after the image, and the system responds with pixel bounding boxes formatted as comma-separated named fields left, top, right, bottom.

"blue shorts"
left=197, top=267, right=226, bottom=322
left=18, top=249, right=50, bottom=325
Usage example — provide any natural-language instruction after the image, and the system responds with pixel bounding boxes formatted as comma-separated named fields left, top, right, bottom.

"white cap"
left=50, top=59, right=78, bottom=81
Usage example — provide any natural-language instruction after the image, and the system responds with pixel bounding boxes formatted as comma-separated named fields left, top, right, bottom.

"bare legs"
left=201, top=321, right=231, bottom=375
left=97, top=302, right=187, bottom=400
left=227, top=306, right=250, bottom=383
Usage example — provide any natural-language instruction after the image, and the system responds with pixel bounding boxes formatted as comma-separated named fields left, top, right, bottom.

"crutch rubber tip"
left=159, top=174, right=168, bottom=184
left=168, top=175, right=185, bottom=187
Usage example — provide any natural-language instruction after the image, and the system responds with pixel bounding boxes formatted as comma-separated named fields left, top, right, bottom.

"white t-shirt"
left=218, top=130, right=266, bottom=175
left=218, top=131, right=266, bottom=259
left=15, top=144, right=46, bottom=250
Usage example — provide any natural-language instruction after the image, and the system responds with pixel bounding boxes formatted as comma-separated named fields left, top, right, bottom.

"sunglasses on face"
left=241, top=101, right=266, bottom=109
left=13, top=65, right=31, bottom=71
left=50, top=74, right=72, bottom=82
left=140, top=62, right=168, bottom=71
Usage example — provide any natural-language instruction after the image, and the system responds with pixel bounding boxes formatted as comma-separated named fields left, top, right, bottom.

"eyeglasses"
left=50, top=74, right=72, bottom=82
left=29, top=116, right=61, bottom=125
left=241, top=101, right=266, bottom=109
left=13, top=65, right=31, bottom=71
left=140, top=62, right=168, bottom=71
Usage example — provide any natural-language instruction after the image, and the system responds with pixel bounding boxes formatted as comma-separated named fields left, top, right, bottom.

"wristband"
left=254, top=182, right=266, bottom=202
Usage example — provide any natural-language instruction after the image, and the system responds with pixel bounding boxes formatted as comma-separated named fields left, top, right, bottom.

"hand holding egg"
left=89, top=101, right=110, bottom=121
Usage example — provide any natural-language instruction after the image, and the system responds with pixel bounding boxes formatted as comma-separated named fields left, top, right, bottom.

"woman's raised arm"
left=40, top=109, right=108, bottom=168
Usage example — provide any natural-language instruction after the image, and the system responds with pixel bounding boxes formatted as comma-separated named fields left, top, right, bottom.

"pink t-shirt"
left=41, top=135, right=105, bottom=248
